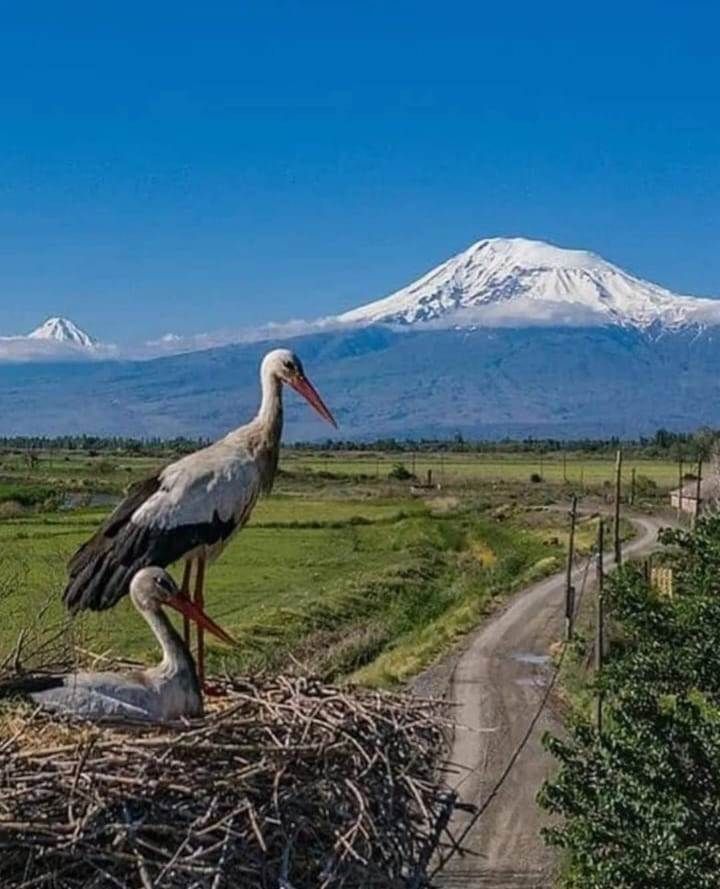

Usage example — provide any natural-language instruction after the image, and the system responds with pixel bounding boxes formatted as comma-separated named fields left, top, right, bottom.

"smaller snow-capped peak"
left=337, top=237, right=720, bottom=331
left=28, top=317, right=96, bottom=348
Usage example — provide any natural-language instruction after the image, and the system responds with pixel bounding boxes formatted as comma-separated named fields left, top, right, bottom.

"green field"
left=284, top=451, right=681, bottom=487
left=0, top=446, right=658, bottom=687
left=0, top=489, right=573, bottom=686
left=0, top=448, right=682, bottom=494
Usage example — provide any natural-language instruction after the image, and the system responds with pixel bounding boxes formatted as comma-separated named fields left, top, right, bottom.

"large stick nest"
left=0, top=674, right=454, bottom=888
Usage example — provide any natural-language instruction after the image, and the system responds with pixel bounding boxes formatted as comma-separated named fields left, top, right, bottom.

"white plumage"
left=132, top=441, right=262, bottom=547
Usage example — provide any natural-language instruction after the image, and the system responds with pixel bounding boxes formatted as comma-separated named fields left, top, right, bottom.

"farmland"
left=284, top=450, right=682, bottom=487
left=0, top=490, right=558, bottom=685
left=0, top=444, right=658, bottom=684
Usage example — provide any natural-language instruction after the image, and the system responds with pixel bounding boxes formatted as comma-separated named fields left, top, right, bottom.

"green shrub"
left=387, top=464, right=415, bottom=481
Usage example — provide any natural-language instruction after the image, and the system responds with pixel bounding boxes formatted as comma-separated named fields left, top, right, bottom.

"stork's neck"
left=256, top=366, right=284, bottom=444
left=141, top=606, right=196, bottom=680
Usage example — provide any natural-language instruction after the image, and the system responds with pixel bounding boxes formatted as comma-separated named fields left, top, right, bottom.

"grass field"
left=284, top=451, right=681, bottom=487
left=0, top=448, right=682, bottom=494
left=0, top=489, right=573, bottom=686
left=0, top=446, right=655, bottom=687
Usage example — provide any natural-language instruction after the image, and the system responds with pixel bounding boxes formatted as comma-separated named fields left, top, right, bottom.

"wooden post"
left=630, top=467, right=636, bottom=507
left=614, top=450, right=622, bottom=566
left=595, top=519, right=605, bottom=734
left=565, top=495, right=578, bottom=641
left=693, top=459, right=703, bottom=529
left=677, top=456, right=684, bottom=517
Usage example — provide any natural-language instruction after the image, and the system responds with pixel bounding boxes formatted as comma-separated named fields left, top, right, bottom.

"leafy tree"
left=540, top=515, right=720, bottom=888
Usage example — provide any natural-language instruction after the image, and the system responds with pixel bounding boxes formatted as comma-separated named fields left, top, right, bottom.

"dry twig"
left=0, top=674, right=454, bottom=888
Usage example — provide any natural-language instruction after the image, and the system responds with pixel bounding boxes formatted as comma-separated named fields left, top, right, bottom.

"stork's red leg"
left=194, top=555, right=207, bottom=685
left=180, top=561, right=193, bottom=648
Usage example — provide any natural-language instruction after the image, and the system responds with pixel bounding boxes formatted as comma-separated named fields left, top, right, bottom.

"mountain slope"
left=338, top=237, right=720, bottom=331
left=1, top=325, right=719, bottom=439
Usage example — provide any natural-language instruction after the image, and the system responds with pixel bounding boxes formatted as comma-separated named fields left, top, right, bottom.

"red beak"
left=167, top=595, right=235, bottom=646
left=289, top=374, right=337, bottom=428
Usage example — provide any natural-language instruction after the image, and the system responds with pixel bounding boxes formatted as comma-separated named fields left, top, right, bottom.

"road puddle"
left=511, top=652, right=551, bottom=666
left=512, top=652, right=551, bottom=689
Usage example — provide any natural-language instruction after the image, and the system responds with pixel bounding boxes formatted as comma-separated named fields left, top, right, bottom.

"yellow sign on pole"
left=651, top=567, right=674, bottom=599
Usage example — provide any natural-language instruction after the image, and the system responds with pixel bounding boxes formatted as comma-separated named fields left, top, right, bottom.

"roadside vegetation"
left=540, top=514, right=720, bottom=888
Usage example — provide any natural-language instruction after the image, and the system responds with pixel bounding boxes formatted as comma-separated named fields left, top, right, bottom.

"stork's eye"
left=155, top=575, right=176, bottom=596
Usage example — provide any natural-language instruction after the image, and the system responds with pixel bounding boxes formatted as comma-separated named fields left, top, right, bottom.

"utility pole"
left=693, top=458, right=703, bottom=529
left=595, top=519, right=605, bottom=734
left=565, top=495, right=578, bottom=641
left=677, top=455, right=684, bottom=518
left=614, top=449, right=623, bottom=566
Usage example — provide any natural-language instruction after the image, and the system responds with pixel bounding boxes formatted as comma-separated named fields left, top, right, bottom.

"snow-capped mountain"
left=28, top=317, right=96, bottom=348
left=0, top=317, right=107, bottom=362
left=1, top=237, right=720, bottom=439
left=337, top=237, right=720, bottom=331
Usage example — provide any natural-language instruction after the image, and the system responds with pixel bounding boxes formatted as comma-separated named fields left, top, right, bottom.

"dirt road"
left=432, top=515, right=667, bottom=888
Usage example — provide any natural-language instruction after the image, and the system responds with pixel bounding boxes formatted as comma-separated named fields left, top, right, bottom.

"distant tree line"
left=0, top=426, right=717, bottom=460
left=288, top=427, right=720, bottom=459
left=0, top=435, right=208, bottom=456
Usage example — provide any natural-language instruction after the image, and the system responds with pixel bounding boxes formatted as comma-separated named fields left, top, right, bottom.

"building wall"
left=670, top=492, right=699, bottom=515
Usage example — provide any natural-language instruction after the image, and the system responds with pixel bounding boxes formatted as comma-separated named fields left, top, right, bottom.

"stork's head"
left=262, top=348, right=337, bottom=428
left=130, top=567, right=234, bottom=645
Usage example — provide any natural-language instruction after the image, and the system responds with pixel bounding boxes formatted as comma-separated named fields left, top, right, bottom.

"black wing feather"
left=67, top=473, right=163, bottom=579
left=0, top=674, right=65, bottom=699
left=63, top=472, right=238, bottom=613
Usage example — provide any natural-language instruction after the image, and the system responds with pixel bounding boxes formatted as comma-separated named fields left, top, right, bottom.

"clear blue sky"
left=0, top=1, right=719, bottom=343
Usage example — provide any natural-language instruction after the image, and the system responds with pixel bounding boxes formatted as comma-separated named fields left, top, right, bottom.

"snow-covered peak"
left=463, top=237, right=606, bottom=271
left=28, top=317, right=96, bottom=348
left=337, top=237, right=720, bottom=331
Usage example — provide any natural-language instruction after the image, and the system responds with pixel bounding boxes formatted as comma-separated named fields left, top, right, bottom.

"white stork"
left=3, top=567, right=234, bottom=721
left=62, top=348, right=336, bottom=681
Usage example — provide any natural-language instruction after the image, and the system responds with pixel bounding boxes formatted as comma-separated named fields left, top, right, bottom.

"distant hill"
left=1, top=325, right=719, bottom=439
